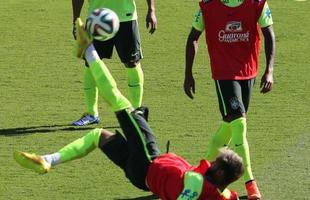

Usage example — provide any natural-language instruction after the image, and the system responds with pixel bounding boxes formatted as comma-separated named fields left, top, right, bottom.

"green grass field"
left=1, top=0, right=309, bottom=199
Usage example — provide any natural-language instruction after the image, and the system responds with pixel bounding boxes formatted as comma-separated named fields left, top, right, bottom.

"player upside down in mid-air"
left=14, top=18, right=244, bottom=200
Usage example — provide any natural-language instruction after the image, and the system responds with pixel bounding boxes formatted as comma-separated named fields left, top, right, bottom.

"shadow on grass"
left=0, top=124, right=120, bottom=136
left=115, top=194, right=245, bottom=200
left=115, top=194, right=159, bottom=200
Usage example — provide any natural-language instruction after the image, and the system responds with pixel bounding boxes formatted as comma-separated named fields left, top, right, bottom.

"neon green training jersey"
left=88, top=0, right=137, bottom=22
left=192, top=0, right=273, bottom=32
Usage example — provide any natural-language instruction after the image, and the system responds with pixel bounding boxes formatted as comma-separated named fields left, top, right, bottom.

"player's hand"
left=260, top=70, right=273, bottom=93
left=72, top=22, right=77, bottom=40
left=219, top=189, right=239, bottom=200
left=146, top=10, right=157, bottom=34
left=183, top=74, right=195, bottom=99
left=229, top=190, right=239, bottom=200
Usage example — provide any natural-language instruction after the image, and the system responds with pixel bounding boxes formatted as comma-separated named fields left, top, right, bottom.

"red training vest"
left=199, top=0, right=266, bottom=80
left=146, top=153, right=227, bottom=200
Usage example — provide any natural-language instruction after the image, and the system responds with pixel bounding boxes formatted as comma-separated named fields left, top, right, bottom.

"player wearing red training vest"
left=14, top=20, right=244, bottom=200
left=184, top=0, right=276, bottom=199
left=147, top=153, right=240, bottom=200
left=200, top=0, right=265, bottom=80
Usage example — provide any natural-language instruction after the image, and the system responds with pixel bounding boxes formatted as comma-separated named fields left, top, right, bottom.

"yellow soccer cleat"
left=13, top=151, right=51, bottom=174
left=75, top=18, right=92, bottom=58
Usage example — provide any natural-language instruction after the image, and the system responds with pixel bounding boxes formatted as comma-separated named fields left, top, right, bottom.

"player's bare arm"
left=260, top=25, right=276, bottom=94
left=184, top=28, right=202, bottom=99
left=146, top=0, right=157, bottom=34
left=72, top=0, right=85, bottom=39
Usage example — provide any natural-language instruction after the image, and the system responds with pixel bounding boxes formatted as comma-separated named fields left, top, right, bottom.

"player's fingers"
left=260, top=82, right=266, bottom=93
left=72, top=24, right=77, bottom=40
left=146, top=21, right=149, bottom=29
left=260, top=80, right=264, bottom=89
left=260, top=82, right=271, bottom=93
left=186, top=91, right=194, bottom=99
left=149, top=22, right=156, bottom=34
left=266, top=82, right=273, bottom=92
left=268, top=82, right=273, bottom=91
left=184, top=86, right=194, bottom=99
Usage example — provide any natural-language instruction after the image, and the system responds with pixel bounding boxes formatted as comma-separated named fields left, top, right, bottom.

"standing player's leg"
left=209, top=79, right=260, bottom=199
left=72, top=66, right=100, bottom=126
left=238, top=79, right=261, bottom=200
left=72, top=34, right=114, bottom=126
left=114, top=20, right=144, bottom=109
left=205, top=120, right=232, bottom=160
left=205, top=80, right=234, bottom=161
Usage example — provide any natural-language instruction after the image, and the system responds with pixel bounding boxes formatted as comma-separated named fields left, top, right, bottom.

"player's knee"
left=125, top=61, right=140, bottom=68
left=230, top=118, right=247, bottom=146
left=99, top=129, right=116, bottom=147
left=223, top=113, right=246, bottom=122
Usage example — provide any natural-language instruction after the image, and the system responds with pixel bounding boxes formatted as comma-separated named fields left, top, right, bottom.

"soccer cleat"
left=72, top=114, right=100, bottom=126
left=246, top=180, right=262, bottom=200
left=13, top=151, right=51, bottom=174
left=75, top=18, right=92, bottom=58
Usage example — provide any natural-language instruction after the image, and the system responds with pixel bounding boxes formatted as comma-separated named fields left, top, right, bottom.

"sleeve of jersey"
left=192, top=9, right=205, bottom=32
left=177, top=171, right=204, bottom=200
left=258, top=2, right=273, bottom=28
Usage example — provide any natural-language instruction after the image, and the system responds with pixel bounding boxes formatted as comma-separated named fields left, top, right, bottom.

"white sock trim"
left=43, top=153, right=61, bottom=166
left=85, top=44, right=100, bottom=64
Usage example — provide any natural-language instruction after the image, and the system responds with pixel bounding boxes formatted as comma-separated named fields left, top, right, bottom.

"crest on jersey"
left=229, top=97, right=240, bottom=110
left=225, top=21, right=242, bottom=32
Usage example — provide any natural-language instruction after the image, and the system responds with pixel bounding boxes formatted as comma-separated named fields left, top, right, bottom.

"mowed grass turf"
left=0, top=0, right=309, bottom=199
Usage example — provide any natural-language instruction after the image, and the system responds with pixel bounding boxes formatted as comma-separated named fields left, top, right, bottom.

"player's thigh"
left=240, top=78, right=255, bottom=112
left=115, top=109, right=160, bottom=160
left=215, top=80, right=246, bottom=117
left=115, top=109, right=159, bottom=190
left=114, top=20, right=143, bottom=65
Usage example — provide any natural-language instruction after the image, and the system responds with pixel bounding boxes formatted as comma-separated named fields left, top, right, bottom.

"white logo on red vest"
left=218, top=21, right=249, bottom=43
left=225, top=21, right=242, bottom=32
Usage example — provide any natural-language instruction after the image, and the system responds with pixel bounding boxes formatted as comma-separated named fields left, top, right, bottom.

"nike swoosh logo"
left=131, top=52, right=139, bottom=57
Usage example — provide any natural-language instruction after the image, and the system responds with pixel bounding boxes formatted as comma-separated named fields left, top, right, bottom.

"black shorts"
left=92, top=20, right=142, bottom=64
left=214, top=79, right=255, bottom=118
left=100, top=109, right=160, bottom=191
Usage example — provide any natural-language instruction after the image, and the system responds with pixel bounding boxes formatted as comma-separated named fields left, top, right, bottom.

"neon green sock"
left=230, top=117, right=254, bottom=182
left=89, top=59, right=132, bottom=112
left=58, top=128, right=101, bottom=163
left=127, top=64, right=144, bottom=108
left=83, top=67, right=98, bottom=116
left=206, top=121, right=232, bottom=161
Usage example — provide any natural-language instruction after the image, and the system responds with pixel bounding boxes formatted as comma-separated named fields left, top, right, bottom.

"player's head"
left=207, top=149, right=244, bottom=189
